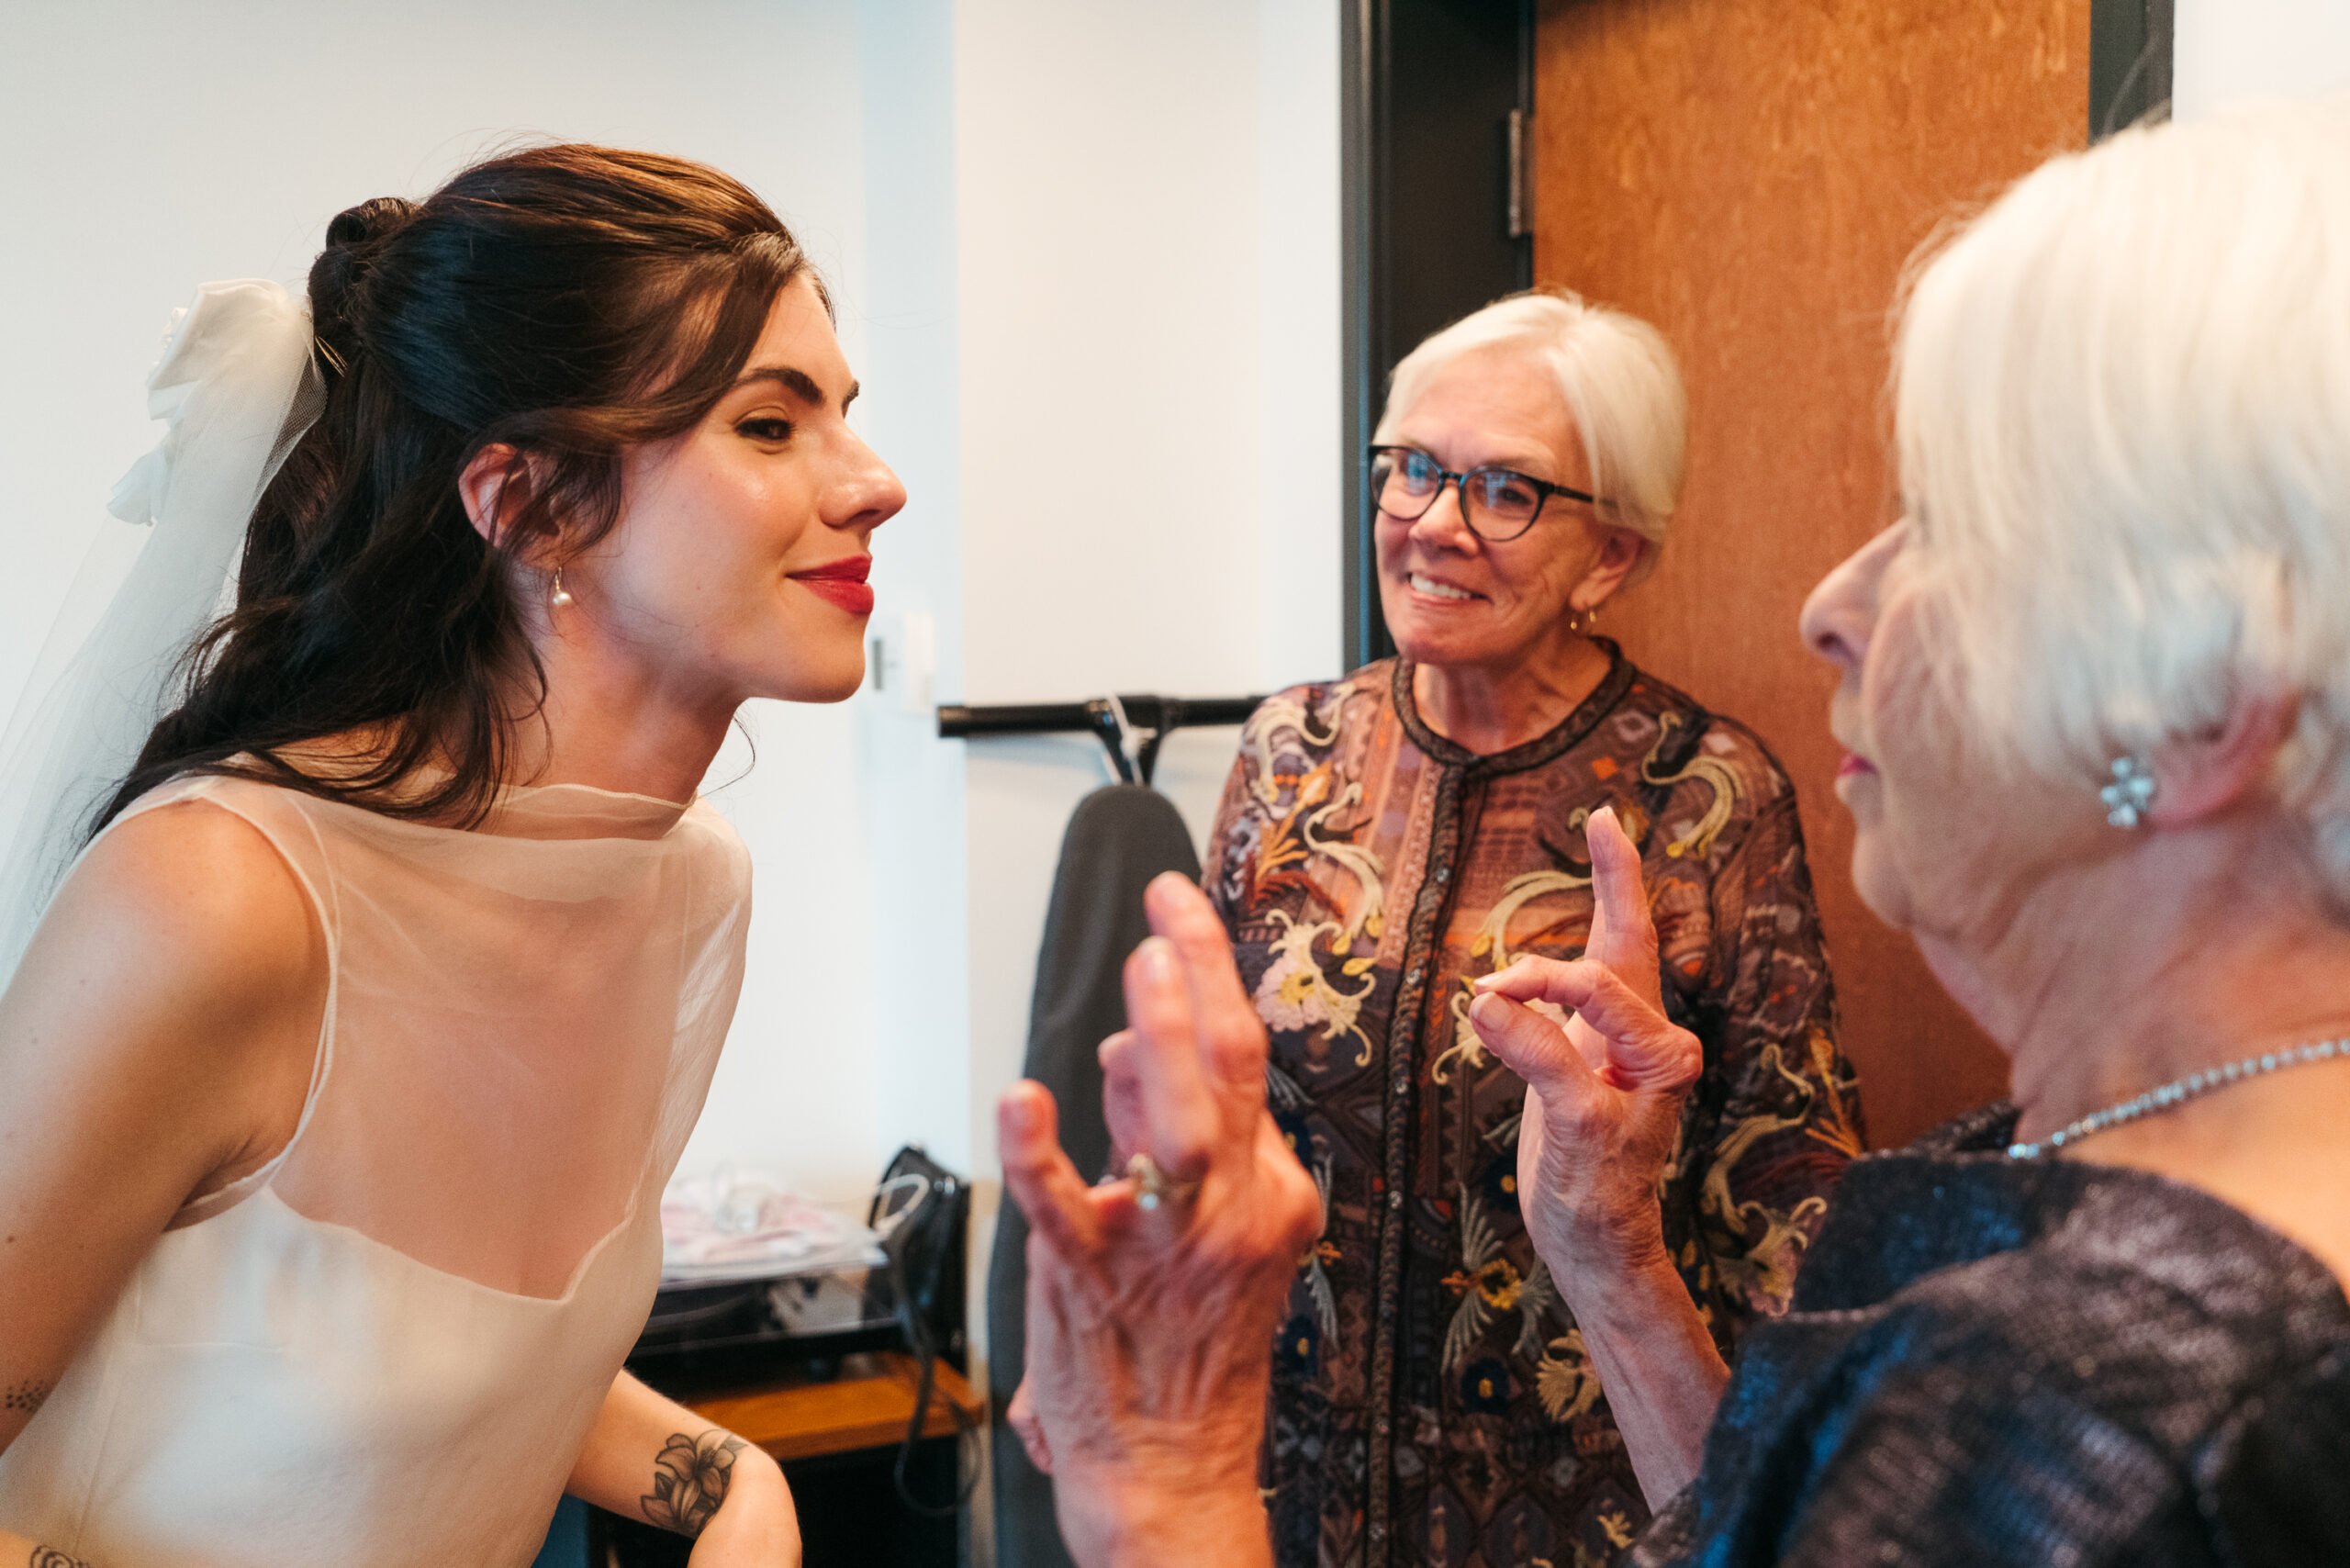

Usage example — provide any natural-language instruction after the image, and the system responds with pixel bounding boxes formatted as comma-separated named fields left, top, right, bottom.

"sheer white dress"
left=0, top=769, right=751, bottom=1567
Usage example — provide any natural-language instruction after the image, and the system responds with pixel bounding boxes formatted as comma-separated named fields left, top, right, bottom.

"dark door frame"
left=1340, top=0, right=1534, bottom=670
left=2092, top=0, right=2177, bottom=139
left=1338, top=1, right=2177, bottom=673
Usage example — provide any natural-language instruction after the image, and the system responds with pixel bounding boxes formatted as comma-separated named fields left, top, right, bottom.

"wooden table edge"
left=681, top=1350, right=987, bottom=1465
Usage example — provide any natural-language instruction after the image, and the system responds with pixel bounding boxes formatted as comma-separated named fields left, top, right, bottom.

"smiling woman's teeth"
left=1410, top=572, right=1474, bottom=601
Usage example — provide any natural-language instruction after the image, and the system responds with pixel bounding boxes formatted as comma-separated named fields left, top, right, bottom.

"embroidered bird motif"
left=1441, top=1185, right=1558, bottom=1375
left=1536, top=1328, right=1605, bottom=1423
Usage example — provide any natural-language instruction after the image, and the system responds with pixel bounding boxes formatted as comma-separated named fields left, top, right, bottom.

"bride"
left=0, top=144, right=902, bottom=1566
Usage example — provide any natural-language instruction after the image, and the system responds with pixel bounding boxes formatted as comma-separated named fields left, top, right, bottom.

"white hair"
left=1896, top=100, right=2350, bottom=891
left=1375, top=288, right=1687, bottom=573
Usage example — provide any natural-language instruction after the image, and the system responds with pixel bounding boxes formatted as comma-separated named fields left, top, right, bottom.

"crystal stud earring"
left=548, top=566, right=573, bottom=610
left=2099, top=755, right=2156, bottom=828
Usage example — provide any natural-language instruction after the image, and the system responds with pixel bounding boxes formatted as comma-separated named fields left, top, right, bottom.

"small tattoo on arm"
left=3, top=1379, right=50, bottom=1417
left=30, top=1547, right=93, bottom=1568
left=640, top=1429, right=748, bottom=1538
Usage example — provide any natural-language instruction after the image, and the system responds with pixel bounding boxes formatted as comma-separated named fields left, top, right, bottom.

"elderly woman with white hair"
left=1002, top=103, right=2350, bottom=1568
left=1183, top=292, right=1863, bottom=1563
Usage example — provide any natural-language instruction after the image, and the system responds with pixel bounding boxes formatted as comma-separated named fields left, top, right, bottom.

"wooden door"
left=1533, top=1, right=2091, bottom=1146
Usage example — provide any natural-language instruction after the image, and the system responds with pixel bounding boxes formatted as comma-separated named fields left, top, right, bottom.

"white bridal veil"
left=0, top=281, right=323, bottom=983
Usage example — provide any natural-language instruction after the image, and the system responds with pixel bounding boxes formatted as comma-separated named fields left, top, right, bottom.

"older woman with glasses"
left=1006, top=103, right=2350, bottom=1568
left=1185, top=293, right=1864, bottom=1563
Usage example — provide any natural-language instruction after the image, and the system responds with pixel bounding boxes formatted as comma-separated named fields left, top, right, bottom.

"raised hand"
left=1468, top=806, right=1704, bottom=1294
left=998, top=873, right=1324, bottom=1568
left=1464, top=805, right=1723, bottom=1502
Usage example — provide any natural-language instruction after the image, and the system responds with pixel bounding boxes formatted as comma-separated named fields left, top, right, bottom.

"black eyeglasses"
left=1368, top=444, right=1597, bottom=543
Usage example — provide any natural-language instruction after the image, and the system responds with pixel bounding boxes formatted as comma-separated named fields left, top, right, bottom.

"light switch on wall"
left=865, top=610, right=935, bottom=715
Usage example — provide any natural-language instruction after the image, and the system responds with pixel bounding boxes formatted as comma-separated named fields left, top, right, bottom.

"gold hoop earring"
left=548, top=566, right=573, bottom=610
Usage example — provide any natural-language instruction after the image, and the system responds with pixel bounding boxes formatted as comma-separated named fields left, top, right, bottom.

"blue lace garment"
left=1634, top=1103, right=2350, bottom=1566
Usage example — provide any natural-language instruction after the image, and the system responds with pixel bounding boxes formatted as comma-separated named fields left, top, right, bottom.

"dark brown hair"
left=94, top=143, right=814, bottom=833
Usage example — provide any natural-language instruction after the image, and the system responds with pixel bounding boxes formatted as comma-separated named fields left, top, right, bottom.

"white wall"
left=850, top=0, right=977, bottom=1189
left=2175, top=0, right=2350, bottom=117
left=928, top=13, right=1339, bottom=1554
left=0, top=4, right=1342, bottom=1227
left=945, top=0, right=1342, bottom=1361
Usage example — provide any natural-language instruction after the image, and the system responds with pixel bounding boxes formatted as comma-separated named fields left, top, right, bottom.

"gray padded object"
left=986, top=784, right=1202, bottom=1568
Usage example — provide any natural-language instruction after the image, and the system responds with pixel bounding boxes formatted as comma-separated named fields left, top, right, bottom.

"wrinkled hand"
left=1468, top=806, right=1703, bottom=1284
left=999, top=873, right=1325, bottom=1568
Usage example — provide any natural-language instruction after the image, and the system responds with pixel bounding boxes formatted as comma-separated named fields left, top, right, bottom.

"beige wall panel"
left=1534, top=0, right=2091, bottom=1145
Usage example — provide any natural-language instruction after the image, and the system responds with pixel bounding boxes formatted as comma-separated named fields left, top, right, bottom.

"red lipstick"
left=790, top=555, right=874, bottom=617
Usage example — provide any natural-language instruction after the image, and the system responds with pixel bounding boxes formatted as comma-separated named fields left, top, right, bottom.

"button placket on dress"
left=1361, top=756, right=1470, bottom=1568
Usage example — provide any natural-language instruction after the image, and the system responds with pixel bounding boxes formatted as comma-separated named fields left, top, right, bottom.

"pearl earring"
left=2099, top=755, right=2156, bottom=828
left=549, top=566, right=573, bottom=610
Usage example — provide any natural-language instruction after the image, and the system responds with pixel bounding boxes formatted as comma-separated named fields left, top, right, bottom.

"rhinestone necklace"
left=2006, top=1035, right=2348, bottom=1159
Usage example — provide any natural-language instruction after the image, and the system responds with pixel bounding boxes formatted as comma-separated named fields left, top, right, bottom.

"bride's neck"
left=507, top=638, right=737, bottom=805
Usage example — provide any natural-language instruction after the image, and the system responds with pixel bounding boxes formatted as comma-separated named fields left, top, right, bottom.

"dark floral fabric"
left=1632, top=1103, right=2350, bottom=1566
left=1203, top=650, right=1863, bottom=1568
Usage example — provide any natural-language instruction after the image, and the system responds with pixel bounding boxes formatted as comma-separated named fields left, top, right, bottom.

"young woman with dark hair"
left=0, top=144, right=902, bottom=1566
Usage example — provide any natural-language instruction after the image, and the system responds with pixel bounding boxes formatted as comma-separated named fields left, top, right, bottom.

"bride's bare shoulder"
left=0, top=801, right=330, bottom=1406
left=12, top=797, right=326, bottom=1067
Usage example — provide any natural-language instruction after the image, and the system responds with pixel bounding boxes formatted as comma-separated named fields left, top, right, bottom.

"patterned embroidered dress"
left=1203, top=649, right=1863, bottom=1568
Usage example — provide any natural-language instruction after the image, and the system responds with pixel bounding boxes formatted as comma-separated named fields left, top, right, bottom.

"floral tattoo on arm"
left=29, top=1549, right=93, bottom=1567
left=640, top=1429, right=749, bottom=1537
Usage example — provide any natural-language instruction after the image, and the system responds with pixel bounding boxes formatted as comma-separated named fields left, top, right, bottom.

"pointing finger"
left=998, top=1081, right=1106, bottom=1260
left=1468, top=991, right=1600, bottom=1097
left=1097, top=1029, right=1149, bottom=1169
left=1121, top=935, right=1220, bottom=1182
left=1583, top=806, right=1665, bottom=1008
left=1477, top=963, right=1699, bottom=1093
left=1474, top=955, right=1594, bottom=1007
left=1144, top=872, right=1269, bottom=1118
